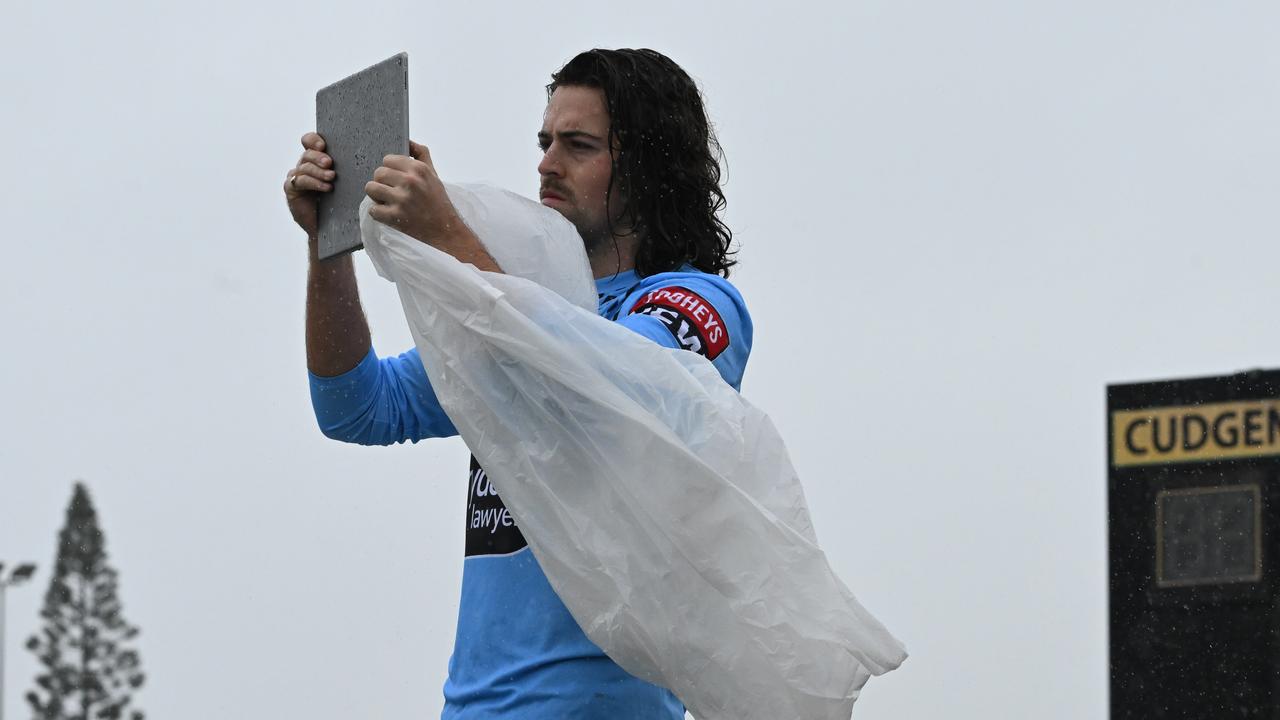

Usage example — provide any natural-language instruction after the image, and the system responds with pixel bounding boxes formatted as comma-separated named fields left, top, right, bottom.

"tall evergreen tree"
left=26, top=483, right=144, bottom=720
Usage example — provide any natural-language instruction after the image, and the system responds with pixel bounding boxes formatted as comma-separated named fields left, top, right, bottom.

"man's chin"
left=542, top=205, right=609, bottom=250
left=579, top=231, right=614, bottom=256
left=544, top=200, right=577, bottom=224
left=547, top=206, right=589, bottom=239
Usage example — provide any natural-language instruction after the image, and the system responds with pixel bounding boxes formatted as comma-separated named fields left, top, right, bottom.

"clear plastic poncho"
left=359, top=185, right=906, bottom=720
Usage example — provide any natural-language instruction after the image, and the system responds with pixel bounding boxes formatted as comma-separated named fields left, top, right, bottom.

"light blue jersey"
left=310, top=268, right=752, bottom=719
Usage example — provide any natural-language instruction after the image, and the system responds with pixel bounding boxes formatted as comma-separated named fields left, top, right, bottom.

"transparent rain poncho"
left=359, top=186, right=906, bottom=720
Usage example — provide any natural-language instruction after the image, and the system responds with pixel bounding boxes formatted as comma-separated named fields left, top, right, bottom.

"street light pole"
left=1, top=582, right=5, bottom=720
left=0, top=563, right=37, bottom=720
left=1, top=581, right=6, bottom=720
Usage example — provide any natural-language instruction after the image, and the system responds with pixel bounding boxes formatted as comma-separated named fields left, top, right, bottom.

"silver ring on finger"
left=289, top=173, right=298, bottom=189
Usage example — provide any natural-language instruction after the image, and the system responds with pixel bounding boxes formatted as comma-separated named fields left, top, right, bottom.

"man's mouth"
left=540, top=188, right=568, bottom=203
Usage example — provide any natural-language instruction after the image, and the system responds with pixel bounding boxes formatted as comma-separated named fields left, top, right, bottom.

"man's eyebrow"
left=537, top=130, right=603, bottom=142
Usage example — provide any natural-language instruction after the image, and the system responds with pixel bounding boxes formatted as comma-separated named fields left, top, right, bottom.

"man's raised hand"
left=365, top=141, right=466, bottom=246
left=284, top=132, right=337, bottom=240
left=366, top=141, right=502, bottom=272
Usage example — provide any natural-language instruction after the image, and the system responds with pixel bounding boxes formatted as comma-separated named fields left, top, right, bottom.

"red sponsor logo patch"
left=628, top=286, right=730, bottom=360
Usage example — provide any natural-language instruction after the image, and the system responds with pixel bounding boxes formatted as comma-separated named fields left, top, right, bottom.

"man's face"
left=538, top=85, right=620, bottom=249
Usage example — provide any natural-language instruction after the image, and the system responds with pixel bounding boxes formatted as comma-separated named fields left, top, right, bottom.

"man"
left=284, top=49, right=752, bottom=718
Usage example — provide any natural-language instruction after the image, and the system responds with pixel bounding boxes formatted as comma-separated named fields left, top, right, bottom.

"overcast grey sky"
left=3, top=1, right=1279, bottom=718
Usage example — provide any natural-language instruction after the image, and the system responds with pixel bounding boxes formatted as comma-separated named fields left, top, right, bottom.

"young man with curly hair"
left=284, top=49, right=752, bottom=719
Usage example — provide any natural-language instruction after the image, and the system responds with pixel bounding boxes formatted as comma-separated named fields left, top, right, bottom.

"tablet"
left=315, top=53, right=409, bottom=259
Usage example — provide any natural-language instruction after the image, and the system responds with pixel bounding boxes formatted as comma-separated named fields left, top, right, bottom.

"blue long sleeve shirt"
left=310, top=267, right=752, bottom=719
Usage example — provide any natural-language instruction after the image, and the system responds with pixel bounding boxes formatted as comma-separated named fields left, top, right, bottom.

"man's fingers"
left=372, top=165, right=410, bottom=187
left=288, top=161, right=335, bottom=188
left=366, top=199, right=407, bottom=227
left=286, top=170, right=332, bottom=194
left=285, top=134, right=333, bottom=199
left=301, top=132, right=326, bottom=151
left=364, top=180, right=400, bottom=205
left=381, top=154, right=421, bottom=174
left=295, top=160, right=336, bottom=183
left=409, top=141, right=431, bottom=162
left=367, top=203, right=394, bottom=224
left=300, top=149, right=332, bottom=169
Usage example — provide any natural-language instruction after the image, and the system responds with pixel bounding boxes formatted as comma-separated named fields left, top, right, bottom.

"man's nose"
left=538, top=147, right=562, bottom=177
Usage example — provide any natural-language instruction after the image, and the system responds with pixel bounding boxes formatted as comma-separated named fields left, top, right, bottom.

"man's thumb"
left=409, top=140, right=431, bottom=162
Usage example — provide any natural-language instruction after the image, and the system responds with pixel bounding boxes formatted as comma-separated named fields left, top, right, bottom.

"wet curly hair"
left=548, top=48, right=737, bottom=278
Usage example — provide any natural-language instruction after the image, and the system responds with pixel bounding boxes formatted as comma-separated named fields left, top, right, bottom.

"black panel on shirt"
left=464, top=455, right=528, bottom=557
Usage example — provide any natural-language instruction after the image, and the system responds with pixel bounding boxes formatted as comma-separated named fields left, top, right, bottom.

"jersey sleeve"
left=309, top=346, right=458, bottom=445
left=614, top=272, right=753, bottom=391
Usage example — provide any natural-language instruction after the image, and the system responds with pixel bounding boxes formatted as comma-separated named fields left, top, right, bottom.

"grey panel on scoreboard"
left=1156, top=484, right=1262, bottom=587
left=315, top=53, right=409, bottom=260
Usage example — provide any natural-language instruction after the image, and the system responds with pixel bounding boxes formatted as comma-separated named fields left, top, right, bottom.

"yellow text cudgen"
left=1112, top=399, right=1280, bottom=467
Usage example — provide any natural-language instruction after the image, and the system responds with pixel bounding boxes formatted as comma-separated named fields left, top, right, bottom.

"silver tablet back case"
left=315, top=53, right=408, bottom=259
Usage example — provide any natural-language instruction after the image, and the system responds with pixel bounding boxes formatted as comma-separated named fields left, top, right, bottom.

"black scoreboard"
left=1109, top=370, right=1280, bottom=719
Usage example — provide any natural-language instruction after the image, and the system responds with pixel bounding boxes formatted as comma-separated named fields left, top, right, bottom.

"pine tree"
left=25, top=483, right=144, bottom=720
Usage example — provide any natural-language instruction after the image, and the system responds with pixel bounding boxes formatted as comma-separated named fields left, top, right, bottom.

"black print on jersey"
left=628, top=286, right=730, bottom=360
left=464, top=455, right=528, bottom=557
